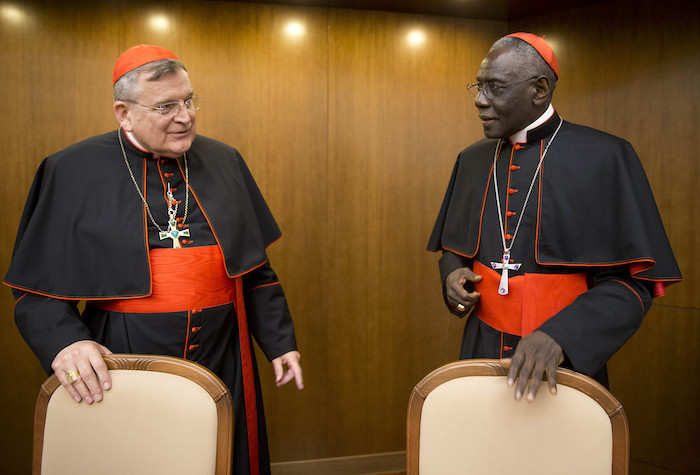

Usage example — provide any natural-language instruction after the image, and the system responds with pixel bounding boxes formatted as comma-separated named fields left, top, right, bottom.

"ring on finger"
left=456, top=304, right=466, bottom=312
left=65, top=370, right=81, bottom=384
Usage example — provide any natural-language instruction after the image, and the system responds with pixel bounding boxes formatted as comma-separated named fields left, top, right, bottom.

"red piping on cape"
left=2, top=157, right=284, bottom=301
left=431, top=141, right=678, bottom=298
left=246, top=281, right=282, bottom=294
left=178, top=158, right=281, bottom=280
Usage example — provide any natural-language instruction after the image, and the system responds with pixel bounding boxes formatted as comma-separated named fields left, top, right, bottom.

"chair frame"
left=33, top=354, right=233, bottom=474
left=407, top=359, right=629, bottom=474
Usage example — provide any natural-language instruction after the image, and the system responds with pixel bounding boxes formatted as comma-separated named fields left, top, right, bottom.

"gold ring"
left=456, top=304, right=466, bottom=312
left=65, top=370, right=81, bottom=384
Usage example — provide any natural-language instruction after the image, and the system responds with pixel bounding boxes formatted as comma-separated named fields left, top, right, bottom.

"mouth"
left=479, top=116, right=496, bottom=125
left=171, top=129, right=192, bottom=137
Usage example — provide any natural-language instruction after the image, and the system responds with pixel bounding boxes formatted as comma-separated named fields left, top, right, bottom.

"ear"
left=114, top=101, right=134, bottom=132
left=532, top=77, right=552, bottom=106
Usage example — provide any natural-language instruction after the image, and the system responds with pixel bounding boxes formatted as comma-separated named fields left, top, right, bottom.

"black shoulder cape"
left=5, top=130, right=282, bottom=299
left=427, top=115, right=681, bottom=291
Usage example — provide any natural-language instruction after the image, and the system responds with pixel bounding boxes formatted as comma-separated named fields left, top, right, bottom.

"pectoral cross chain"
left=491, top=253, right=521, bottom=295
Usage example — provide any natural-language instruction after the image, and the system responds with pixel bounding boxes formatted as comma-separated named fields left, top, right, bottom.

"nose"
left=474, top=89, right=489, bottom=108
left=173, top=102, right=193, bottom=123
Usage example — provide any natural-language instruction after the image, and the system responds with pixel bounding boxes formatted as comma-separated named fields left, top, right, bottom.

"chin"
left=482, top=128, right=499, bottom=139
left=168, top=139, right=195, bottom=156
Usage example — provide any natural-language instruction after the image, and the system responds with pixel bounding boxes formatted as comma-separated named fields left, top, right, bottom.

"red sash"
left=90, top=245, right=261, bottom=474
left=90, top=246, right=237, bottom=313
left=473, top=260, right=589, bottom=336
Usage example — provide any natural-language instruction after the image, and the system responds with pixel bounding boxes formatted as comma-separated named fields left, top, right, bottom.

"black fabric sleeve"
left=439, top=251, right=474, bottom=317
left=242, top=261, right=297, bottom=361
left=537, top=266, right=653, bottom=377
left=14, top=292, right=94, bottom=374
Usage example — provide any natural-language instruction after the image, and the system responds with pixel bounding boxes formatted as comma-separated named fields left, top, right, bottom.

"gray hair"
left=113, top=59, right=188, bottom=102
left=489, top=37, right=557, bottom=92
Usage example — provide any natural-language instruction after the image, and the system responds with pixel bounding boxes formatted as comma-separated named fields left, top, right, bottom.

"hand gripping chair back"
left=407, top=359, right=629, bottom=474
left=33, top=354, right=233, bottom=475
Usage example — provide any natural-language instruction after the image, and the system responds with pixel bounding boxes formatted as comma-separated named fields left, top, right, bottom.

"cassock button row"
left=505, top=234, right=513, bottom=240
left=510, top=165, right=520, bottom=171
left=506, top=211, right=516, bottom=217
left=188, top=344, right=199, bottom=351
left=191, top=326, right=201, bottom=333
left=508, top=188, right=518, bottom=194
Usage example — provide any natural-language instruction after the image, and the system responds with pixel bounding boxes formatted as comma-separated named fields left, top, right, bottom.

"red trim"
left=504, top=147, right=515, bottom=235
left=183, top=310, right=192, bottom=359
left=610, top=278, right=645, bottom=312
left=13, top=292, right=28, bottom=310
left=245, top=281, right=282, bottom=294
left=2, top=281, right=151, bottom=301
left=181, top=168, right=276, bottom=280
left=142, top=160, right=154, bottom=296
left=234, top=277, right=260, bottom=474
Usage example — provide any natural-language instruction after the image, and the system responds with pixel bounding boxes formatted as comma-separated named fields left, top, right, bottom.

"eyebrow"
left=154, top=92, right=195, bottom=106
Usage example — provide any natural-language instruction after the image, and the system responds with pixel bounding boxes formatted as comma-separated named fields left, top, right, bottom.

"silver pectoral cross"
left=159, top=219, right=190, bottom=249
left=491, top=253, right=521, bottom=295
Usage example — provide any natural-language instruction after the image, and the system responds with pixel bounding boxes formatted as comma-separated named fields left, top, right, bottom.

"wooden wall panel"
left=510, top=0, right=700, bottom=472
left=0, top=1, right=504, bottom=471
left=0, top=3, right=120, bottom=473
left=609, top=306, right=700, bottom=474
left=9, top=0, right=695, bottom=473
left=326, top=10, right=502, bottom=456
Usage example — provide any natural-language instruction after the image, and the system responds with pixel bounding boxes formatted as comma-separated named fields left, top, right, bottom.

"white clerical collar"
left=124, top=130, right=158, bottom=157
left=509, top=103, right=555, bottom=144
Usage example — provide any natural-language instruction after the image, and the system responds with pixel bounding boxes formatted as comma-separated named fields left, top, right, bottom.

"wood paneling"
left=609, top=305, right=700, bottom=474
left=2, top=0, right=697, bottom=473
left=325, top=9, right=501, bottom=456
left=0, top=1, right=502, bottom=470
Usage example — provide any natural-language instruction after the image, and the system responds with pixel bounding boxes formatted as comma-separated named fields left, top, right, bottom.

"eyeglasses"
left=132, top=96, right=203, bottom=116
left=467, top=77, right=538, bottom=99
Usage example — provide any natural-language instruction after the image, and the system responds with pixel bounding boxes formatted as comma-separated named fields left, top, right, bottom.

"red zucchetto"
left=505, top=32, right=559, bottom=78
left=112, top=44, right=179, bottom=85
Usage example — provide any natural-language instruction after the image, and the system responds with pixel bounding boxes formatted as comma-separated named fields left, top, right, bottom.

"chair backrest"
left=407, top=359, right=629, bottom=475
left=33, top=354, right=233, bottom=475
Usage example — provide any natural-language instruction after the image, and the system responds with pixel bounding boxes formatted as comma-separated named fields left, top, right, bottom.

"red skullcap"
left=112, top=44, right=179, bottom=85
left=505, top=32, right=559, bottom=78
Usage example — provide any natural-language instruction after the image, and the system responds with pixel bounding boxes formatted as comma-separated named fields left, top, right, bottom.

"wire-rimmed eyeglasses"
left=467, top=77, right=538, bottom=99
left=132, top=96, right=203, bottom=116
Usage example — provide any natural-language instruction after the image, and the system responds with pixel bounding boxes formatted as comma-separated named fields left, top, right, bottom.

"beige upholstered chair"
left=407, top=359, right=629, bottom=474
left=33, top=354, right=233, bottom=475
